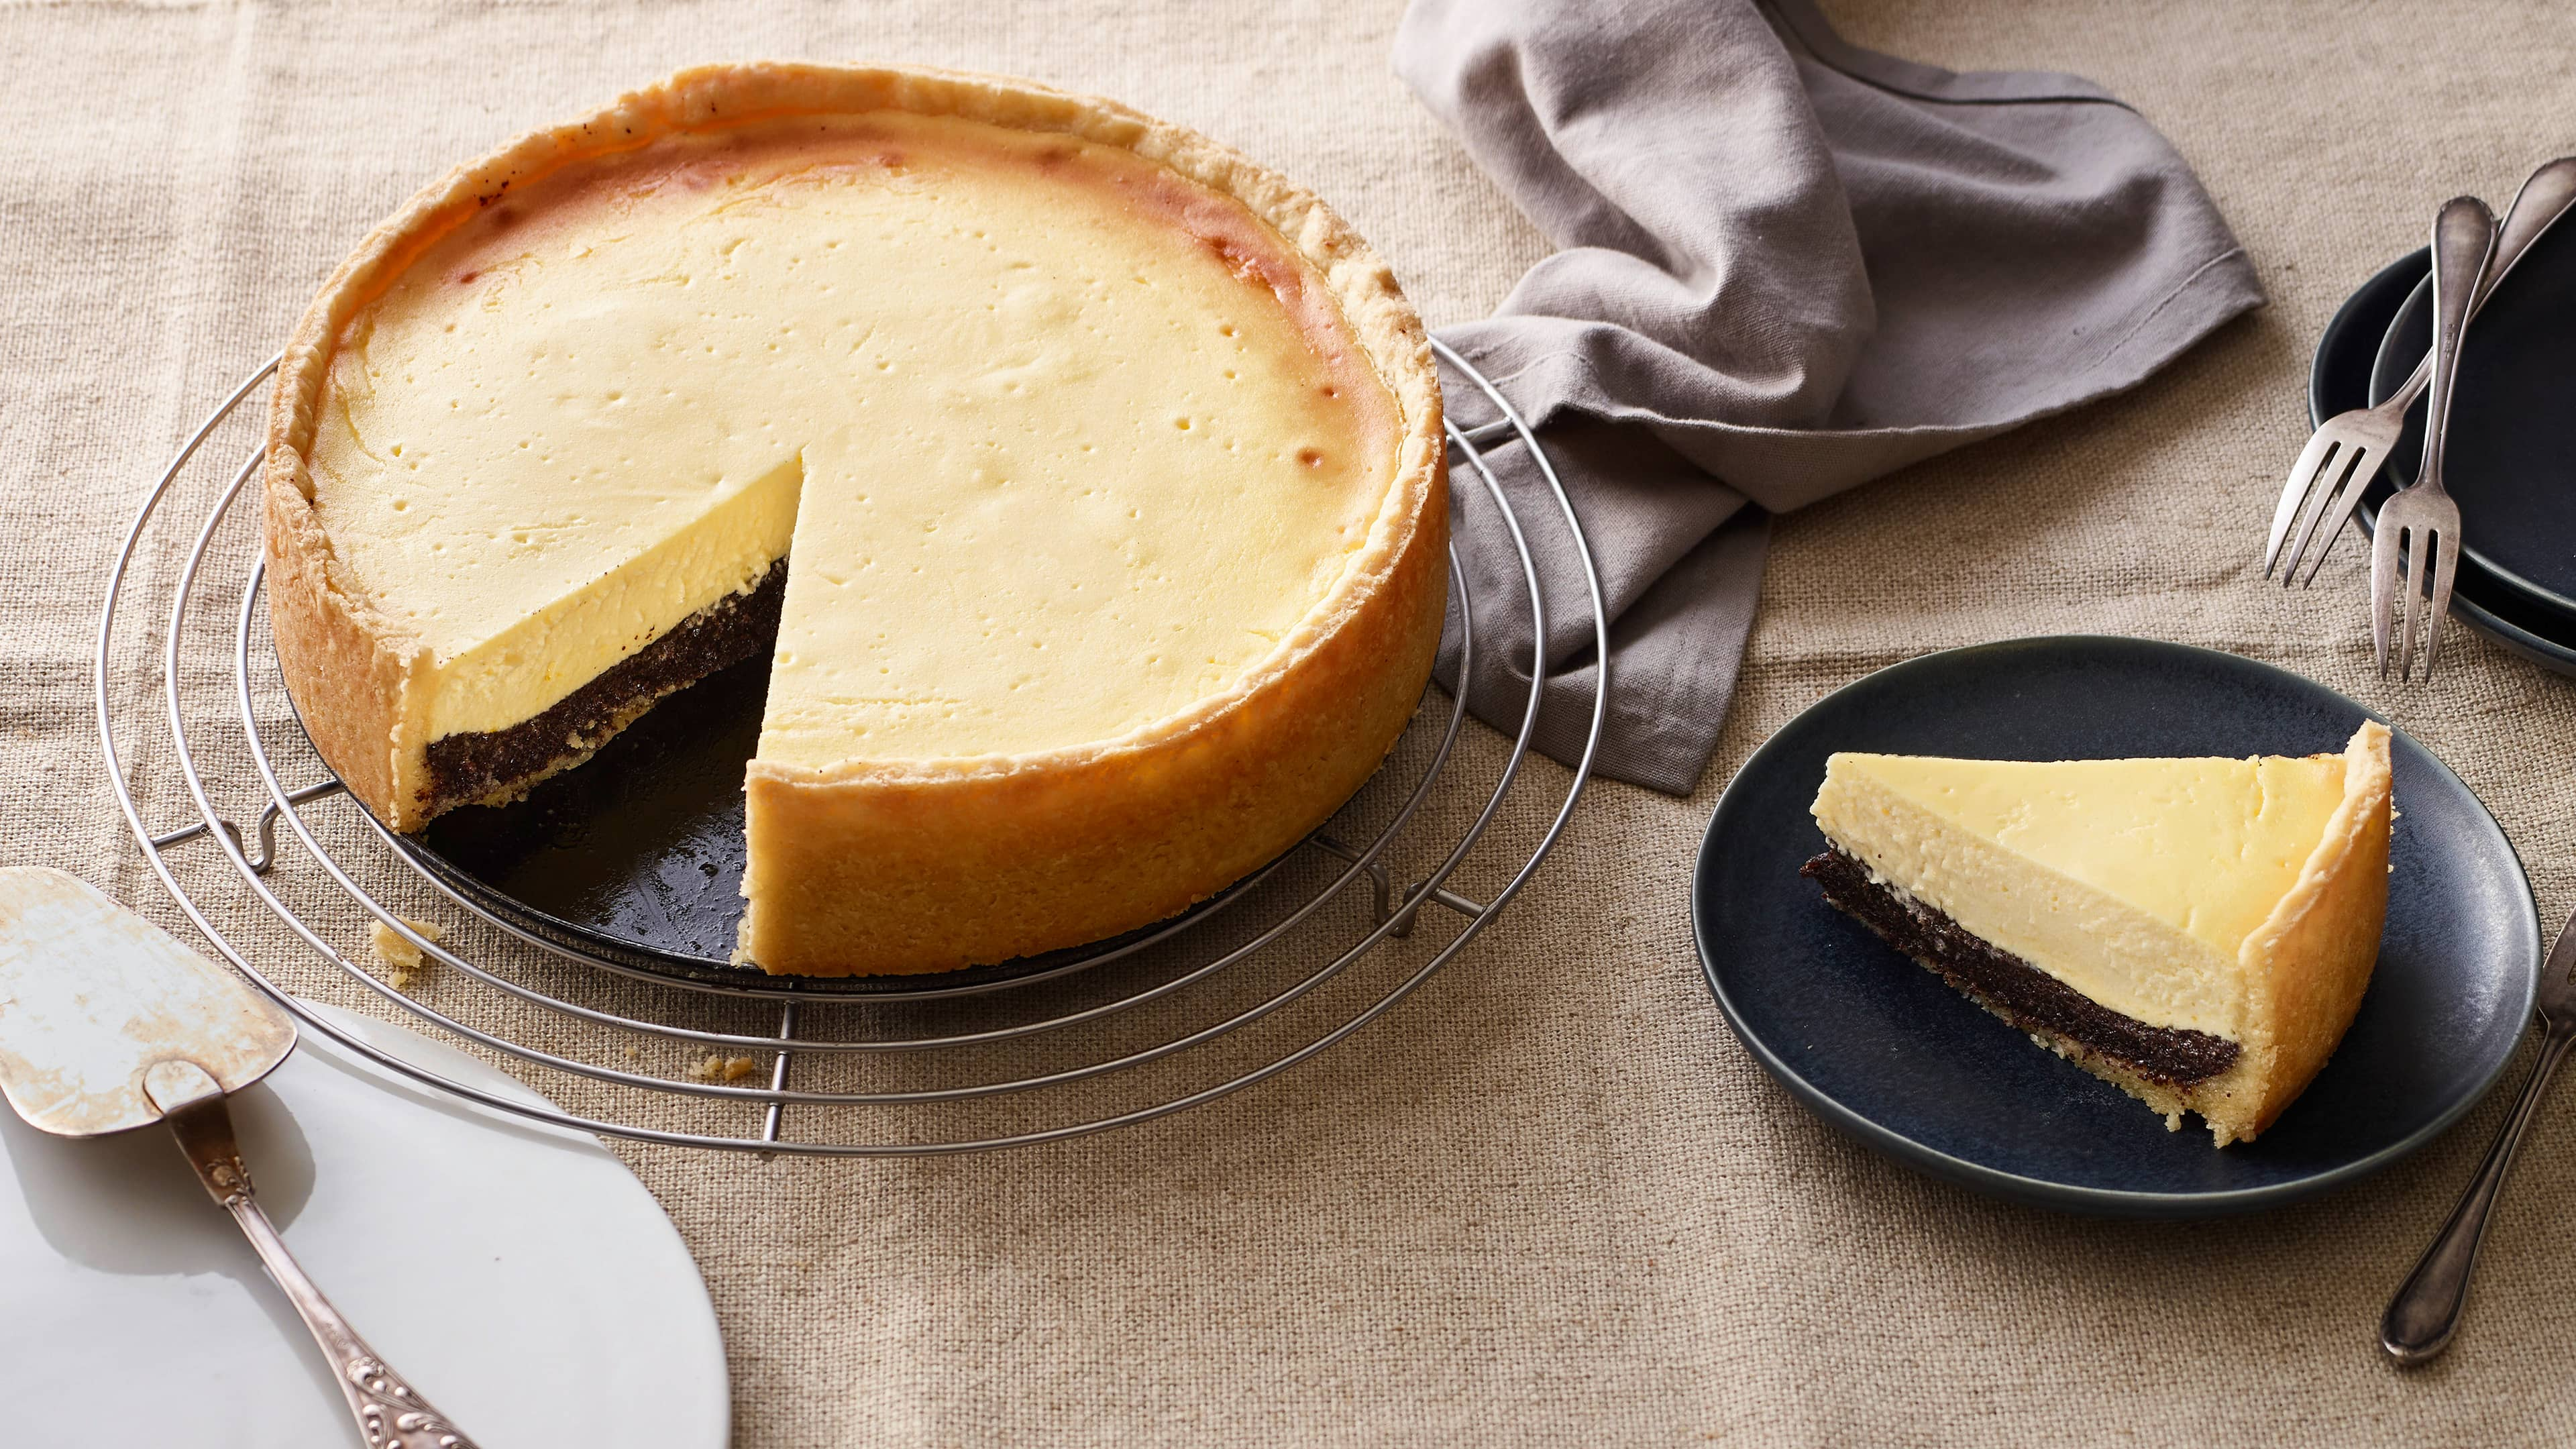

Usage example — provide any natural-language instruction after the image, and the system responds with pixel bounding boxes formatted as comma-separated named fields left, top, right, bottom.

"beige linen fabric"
left=8, top=1, right=2576, bottom=1444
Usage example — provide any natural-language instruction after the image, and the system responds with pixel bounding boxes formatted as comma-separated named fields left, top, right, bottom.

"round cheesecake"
left=263, top=64, right=1448, bottom=975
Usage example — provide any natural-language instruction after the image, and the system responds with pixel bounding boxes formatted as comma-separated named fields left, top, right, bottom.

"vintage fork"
left=2265, top=158, right=2576, bottom=584
left=2382, top=903, right=2576, bottom=1365
left=2370, top=197, right=2492, bottom=681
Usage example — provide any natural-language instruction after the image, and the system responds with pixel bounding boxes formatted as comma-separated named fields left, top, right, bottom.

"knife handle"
left=161, top=1084, right=481, bottom=1449
left=2380, top=1020, right=2576, bottom=1364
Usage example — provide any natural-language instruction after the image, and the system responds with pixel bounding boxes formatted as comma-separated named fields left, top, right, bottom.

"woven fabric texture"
left=7, top=1, right=2576, bottom=1444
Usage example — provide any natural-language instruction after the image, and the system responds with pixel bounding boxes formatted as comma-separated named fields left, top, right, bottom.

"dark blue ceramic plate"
left=1693, top=636, right=2537, bottom=1217
left=2310, top=250, right=2576, bottom=677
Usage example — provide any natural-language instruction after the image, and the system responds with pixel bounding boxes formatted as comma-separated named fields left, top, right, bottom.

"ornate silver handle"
left=2380, top=1018, right=2576, bottom=1364
left=153, top=1064, right=480, bottom=1448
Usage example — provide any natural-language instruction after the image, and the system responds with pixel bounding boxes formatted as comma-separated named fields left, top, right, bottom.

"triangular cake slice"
left=1804, top=721, right=2393, bottom=1146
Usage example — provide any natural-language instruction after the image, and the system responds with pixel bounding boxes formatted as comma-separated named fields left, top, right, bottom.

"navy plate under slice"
left=1692, top=635, right=2536, bottom=1217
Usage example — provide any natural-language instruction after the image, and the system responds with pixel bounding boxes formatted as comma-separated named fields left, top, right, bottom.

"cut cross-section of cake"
left=1804, top=721, right=2394, bottom=1146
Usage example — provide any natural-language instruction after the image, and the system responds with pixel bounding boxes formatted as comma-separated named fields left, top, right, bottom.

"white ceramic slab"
left=0, top=998, right=730, bottom=1448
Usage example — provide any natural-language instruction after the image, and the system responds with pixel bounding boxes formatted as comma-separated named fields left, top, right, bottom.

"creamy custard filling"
left=308, top=111, right=1401, bottom=771
left=1801, top=847, right=2243, bottom=1083
left=1810, top=751, right=2351, bottom=1040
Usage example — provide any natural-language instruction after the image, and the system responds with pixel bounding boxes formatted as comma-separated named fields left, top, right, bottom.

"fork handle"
left=2419, top=197, right=2496, bottom=492
left=2384, top=158, right=2576, bottom=411
left=2381, top=1020, right=2576, bottom=1365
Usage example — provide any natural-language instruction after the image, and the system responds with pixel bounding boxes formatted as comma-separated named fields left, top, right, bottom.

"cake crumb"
left=688, top=1054, right=762, bottom=1083
left=367, top=916, right=445, bottom=991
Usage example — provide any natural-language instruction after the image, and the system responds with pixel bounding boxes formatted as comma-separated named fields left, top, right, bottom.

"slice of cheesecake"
left=1804, top=721, right=2393, bottom=1146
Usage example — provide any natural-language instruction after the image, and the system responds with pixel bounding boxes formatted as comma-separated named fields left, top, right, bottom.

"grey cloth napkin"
left=1397, top=0, right=2264, bottom=793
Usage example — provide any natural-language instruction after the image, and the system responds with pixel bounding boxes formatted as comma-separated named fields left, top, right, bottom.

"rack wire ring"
left=97, top=340, right=1609, bottom=1155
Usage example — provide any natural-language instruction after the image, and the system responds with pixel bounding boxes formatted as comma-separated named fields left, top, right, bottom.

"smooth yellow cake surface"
left=263, top=64, right=1449, bottom=975
left=1813, top=749, right=2350, bottom=1039
left=311, top=111, right=1398, bottom=762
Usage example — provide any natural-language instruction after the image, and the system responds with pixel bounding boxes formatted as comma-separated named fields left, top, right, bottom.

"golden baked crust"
left=2203, top=720, right=2394, bottom=1144
left=739, top=456, right=1445, bottom=973
left=2051, top=722, right=2394, bottom=1146
left=264, top=62, right=1447, bottom=972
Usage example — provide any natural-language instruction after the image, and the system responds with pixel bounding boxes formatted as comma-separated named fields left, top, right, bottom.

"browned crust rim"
left=262, top=62, right=1444, bottom=826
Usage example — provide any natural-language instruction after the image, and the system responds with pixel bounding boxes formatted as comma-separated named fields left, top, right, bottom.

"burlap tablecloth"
left=10, top=2, right=2576, bottom=1443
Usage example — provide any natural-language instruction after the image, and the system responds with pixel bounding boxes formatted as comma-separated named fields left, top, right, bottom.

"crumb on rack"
left=367, top=916, right=445, bottom=991
left=688, top=1053, right=762, bottom=1082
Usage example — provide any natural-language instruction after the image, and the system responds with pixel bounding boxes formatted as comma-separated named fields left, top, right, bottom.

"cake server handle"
left=155, top=1063, right=482, bottom=1448
left=2381, top=926, right=2576, bottom=1366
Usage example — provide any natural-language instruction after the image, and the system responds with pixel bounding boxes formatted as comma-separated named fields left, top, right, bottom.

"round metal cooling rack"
left=96, top=341, right=1606, bottom=1156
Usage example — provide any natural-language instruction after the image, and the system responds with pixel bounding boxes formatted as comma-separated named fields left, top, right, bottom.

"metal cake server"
left=0, top=866, right=478, bottom=1448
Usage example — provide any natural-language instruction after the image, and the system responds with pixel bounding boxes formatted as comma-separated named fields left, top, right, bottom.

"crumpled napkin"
left=1397, top=0, right=2263, bottom=792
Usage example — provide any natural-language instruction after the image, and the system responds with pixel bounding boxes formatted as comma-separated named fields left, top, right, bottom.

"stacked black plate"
left=2313, top=227, right=2576, bottom=673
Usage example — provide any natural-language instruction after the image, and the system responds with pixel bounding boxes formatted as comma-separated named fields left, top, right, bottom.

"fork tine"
left=2398, top=525, right=2426, bottom=681
left=2371, top=515, right=2402, bottom=674
left=2271, top=435, right=2343, bottom=582
left=2265, top=431, right=2342, bottom=576
left=2294, top=443, right=2377, bottom=588
left=2422, top=525, right=2462, bottom=683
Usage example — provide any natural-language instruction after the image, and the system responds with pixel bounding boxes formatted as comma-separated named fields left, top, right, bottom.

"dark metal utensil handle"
left=2416, top=196, right=2494, bottom=497
left=2381, top=1018, right=2576, bottom=1364
left=2381, top=156, right=2576, bottom=412
left=2384, top=905, right=2576, bottom=1364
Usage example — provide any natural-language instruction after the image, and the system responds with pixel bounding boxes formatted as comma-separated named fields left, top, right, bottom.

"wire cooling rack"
left=95, top=341, right=1605, bottom=1155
